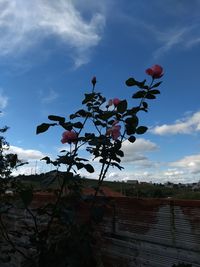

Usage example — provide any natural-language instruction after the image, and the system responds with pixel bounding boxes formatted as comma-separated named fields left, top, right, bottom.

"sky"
left=1, top=0, right=200, bottom=184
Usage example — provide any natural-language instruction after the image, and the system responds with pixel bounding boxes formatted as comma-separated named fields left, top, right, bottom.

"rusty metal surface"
left=1, top=196, right=200, bottom=266
left=99, top=197, right=200, bottom=267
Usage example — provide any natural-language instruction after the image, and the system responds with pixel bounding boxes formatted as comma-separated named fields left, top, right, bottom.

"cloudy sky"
left=1, top=0, right=200, bottom=183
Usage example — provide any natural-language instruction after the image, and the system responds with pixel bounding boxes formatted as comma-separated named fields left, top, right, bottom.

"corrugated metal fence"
left=1, top=196, right=200, bottom=266
left=98, top=197, right=200, bottom=267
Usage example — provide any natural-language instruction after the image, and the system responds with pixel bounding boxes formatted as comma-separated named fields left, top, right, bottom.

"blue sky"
left=1, top=0, right=200, bottom=183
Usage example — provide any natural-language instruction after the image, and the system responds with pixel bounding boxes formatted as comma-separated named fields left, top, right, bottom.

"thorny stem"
left=44, top=114, right=89, bottom=243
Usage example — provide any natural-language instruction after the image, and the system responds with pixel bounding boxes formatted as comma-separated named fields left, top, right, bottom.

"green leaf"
left=128, top=136, right=136, bottom=143
left=149, top=89, right=160, bottom=94
left=82, top=93, right=95, bottom=104
left=132, top=91, right=146, bottom=99
left=98, top=111, right=114, bottom=121
left=143, top=102, right=148, bottom=109
left=116, top=150, right=124, bottom=157
left=76, top=162, right=85, bottom=170
left=73, top=122, right=83, bottom=129
left=41, top=156, right=51, bottom=164
left=136, top=126, right=148, bottom=134
left=48, top=115, right=65, bottom=123
left=76, top=109, right=87, bottom=117
left=152, top=81, right=162, bottom=88
left=125, top=115, right=139, bottom=127
left=94, top=120, right=106, bottom=127
left=146, top=93, right=156, bottom=99
left=110, top=162, right=124, bottom=170
left=125, top=78, right=137, bottom=86
left=59, top=121, right=73, bottom=130
left=84, top=164, right=94, bottom=173
left=117, top=100, right=127, bottom=114
left=36, top=123, right=56, bottom=134
left=70, top=113, right=78, bottom=120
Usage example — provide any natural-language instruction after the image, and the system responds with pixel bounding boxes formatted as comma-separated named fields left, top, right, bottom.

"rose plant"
left=0, top=65, right=164, bottom=267
left=34, top=64, right=163, bottom=266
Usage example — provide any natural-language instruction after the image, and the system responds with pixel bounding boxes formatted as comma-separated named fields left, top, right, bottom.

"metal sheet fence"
left=98, top=198, right=200, bottom=267
left=1, top=196, right=200, bottom=266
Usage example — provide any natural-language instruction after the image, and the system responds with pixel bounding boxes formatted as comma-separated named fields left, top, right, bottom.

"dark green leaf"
left=76, top=109, right=87, bottom=117
left=84, top=164, right=94, bottom=173
left=94, top=120, right=105, bottom=126
left=75, top=157, right=89, bottom=162
left=146, top=93, right=156, bottom=99
left=125, top=115, right=139, bottom=128
left=73, top=122, right=83, bottom=129
left=76, top=162, right=85, bottom=170
left=128, top=136, right=136, bottom=143
left=143, top=102, right=148, bottom=109
left=149, top=89, right=160, bottom=94
left=98, top=111, right=114, bottom=121
left=36, top=123, right=56, bottom=134
left=152, top=81, right=162, bottom=88
left=48, top=115, right=65, bottom=123
left=117, top=100, right=127, bottom=114
left=82, top=93, right=95, bottom=104
left=70, top=113, right=78, bottom=120
left=132, top=91, right=146, bottom=99
left=116, top=150, right=124, bottom=157
left=41, top=156, right=51, bottom=164
left=125, top=78, right=137, bottom=87
left=111, top=162, right=124, bottom=170
left=136, top=126, right=148, bottom=134
left=59, top=121, right=73, bottom=130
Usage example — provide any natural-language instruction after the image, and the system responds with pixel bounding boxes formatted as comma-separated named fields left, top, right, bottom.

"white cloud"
left=151, top=111, right=200, bottom=135
left=0, top=91, right=8, bottom=109
left=41, top=88, right=59, bottom=104
left=170, top=154, right=200, bottom=174
left=121, top=138, right=158, bottom=166
left=153, top=27, right=189, bottom=59
left=0, top=0, right=106, bottom=66
left=8, top=145, right=45, bottom=160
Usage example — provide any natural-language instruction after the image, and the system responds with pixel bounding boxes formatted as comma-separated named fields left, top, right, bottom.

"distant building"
left=192, top=181, right=200, bottom=190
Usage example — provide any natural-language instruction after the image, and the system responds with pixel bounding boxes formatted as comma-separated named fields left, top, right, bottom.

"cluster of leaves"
left=0, top=127, right=19, bottom=179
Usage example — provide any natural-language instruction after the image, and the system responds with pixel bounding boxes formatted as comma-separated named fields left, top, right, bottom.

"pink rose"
left=112, top=98, right=121, bottom=107
left=61, top=131, right=78, bottom=144
left=106, top=123, right=121, bottom=140
left=145, top=65, right=163, bottom=79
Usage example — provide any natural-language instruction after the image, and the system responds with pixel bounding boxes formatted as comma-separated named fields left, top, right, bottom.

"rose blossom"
left=145, top=65, right=163, bottom=79
left=112, top=98, right=121, bottom=107
left=61, top=131, right=77, bottom=144
left=106, top=123, right=121, bottom=140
